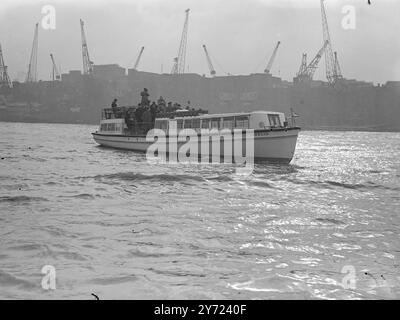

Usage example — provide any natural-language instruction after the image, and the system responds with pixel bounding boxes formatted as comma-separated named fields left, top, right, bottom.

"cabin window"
left=177, top=119, right=183, bottom=130
left=235, top=116, right=249, bottom=129
left=155, top=120, right=168, bottom=130
left=201, top=119, right=210, bottom=129
left=211, top=118, right=220, bottom=129
left=184, top=119, right=192, bottom=129
left=105, top=111, right=114, bottom=120
left=222, top=117, right=234, bottom=129
left=268, top=114, right=281, bottom=127
left=192, top=119, right=200, bottom=129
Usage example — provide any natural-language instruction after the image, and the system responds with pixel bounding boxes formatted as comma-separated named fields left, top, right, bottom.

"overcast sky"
left=1, top=0, right=399, bottom=84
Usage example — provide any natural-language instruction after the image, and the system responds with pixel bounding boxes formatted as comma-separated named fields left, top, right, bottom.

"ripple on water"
left=0, top=271, right=36, bottom=290
left=0, top=196, right=48, bottom=203
left=88, top=172, right=205, bottom=183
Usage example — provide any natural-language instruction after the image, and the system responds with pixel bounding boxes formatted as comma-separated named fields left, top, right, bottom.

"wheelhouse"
left=98, top=107, right=129, bottom=134
left=98, top=118, right=126, bottom=135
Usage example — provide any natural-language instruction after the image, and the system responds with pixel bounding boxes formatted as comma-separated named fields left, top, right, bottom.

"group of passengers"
left=110, top=88, right=199, bottom=127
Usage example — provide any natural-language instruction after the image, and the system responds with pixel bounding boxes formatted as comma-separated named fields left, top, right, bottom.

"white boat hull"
left=92, top=128, right=300, bottom=163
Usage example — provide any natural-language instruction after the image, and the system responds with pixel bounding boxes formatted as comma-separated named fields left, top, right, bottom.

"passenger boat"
left=92, top=106, right=300, bottom=163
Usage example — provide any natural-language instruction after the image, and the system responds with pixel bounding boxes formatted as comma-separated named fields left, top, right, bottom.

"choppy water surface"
left=0, top=122, right=399, bottom=299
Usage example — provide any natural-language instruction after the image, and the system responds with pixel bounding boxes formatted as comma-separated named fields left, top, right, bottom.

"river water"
left=0, top=122, right=399, bottom=299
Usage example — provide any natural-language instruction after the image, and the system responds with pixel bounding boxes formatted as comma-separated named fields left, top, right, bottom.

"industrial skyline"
left=0, top=0, right=399, bottom=84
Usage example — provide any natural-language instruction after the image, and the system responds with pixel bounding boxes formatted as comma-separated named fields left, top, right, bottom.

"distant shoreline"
left=1, top=120, right=399, bottom=133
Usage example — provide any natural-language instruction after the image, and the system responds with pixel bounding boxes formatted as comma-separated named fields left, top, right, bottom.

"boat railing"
left=156, top=109, right=208, bottom=119
left=102, top=106, right=136, bottom=120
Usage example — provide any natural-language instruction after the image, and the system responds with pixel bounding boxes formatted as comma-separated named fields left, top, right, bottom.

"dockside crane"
left=297, top=53, right=308, bottom=77
left=321, top=0, right=343, bottom=84
left=306, top=40, right=329, bottom=79
left=26, top=23, right=39, bottom=82
left=264, top=41, right=281, bottom=74
left=295, top=40, right=328, bottom=82
left=80, top=19, right=94, bottom=75
left=171, top=57, right=178, bottom=74
left=50, top=54, right=61, bottom=81
left=334, top=51, right=342, bottom=79
left=0, top=42, right=13, bottom=88
left=133, top=46, right=144, bottom=70
left=171, top=9, right=190, bottom=74
left=202, top=45, right=216, bottom=77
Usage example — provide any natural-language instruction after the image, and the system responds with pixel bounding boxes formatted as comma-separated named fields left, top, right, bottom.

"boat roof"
left=156, top=110, right=284, bottom=120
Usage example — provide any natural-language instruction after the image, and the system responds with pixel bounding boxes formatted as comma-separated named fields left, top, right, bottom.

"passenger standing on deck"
left=135, top=103, right=144, bottom=122
left=140, top=88, right=150, bottom=107
left=157, top=96, right=166, bottom=109
left=111, top=98, right=118, bottom=117
left=166, top=102, right=173, bottom=112
left=142, top=107, right=152, bottom=131
left=150, top=102, right=157, bottom=123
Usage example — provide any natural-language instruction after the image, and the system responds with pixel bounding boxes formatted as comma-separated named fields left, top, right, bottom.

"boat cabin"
left=97, top=108, right=289, bottom=136
left=154, top=111, right=288, bottom=132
